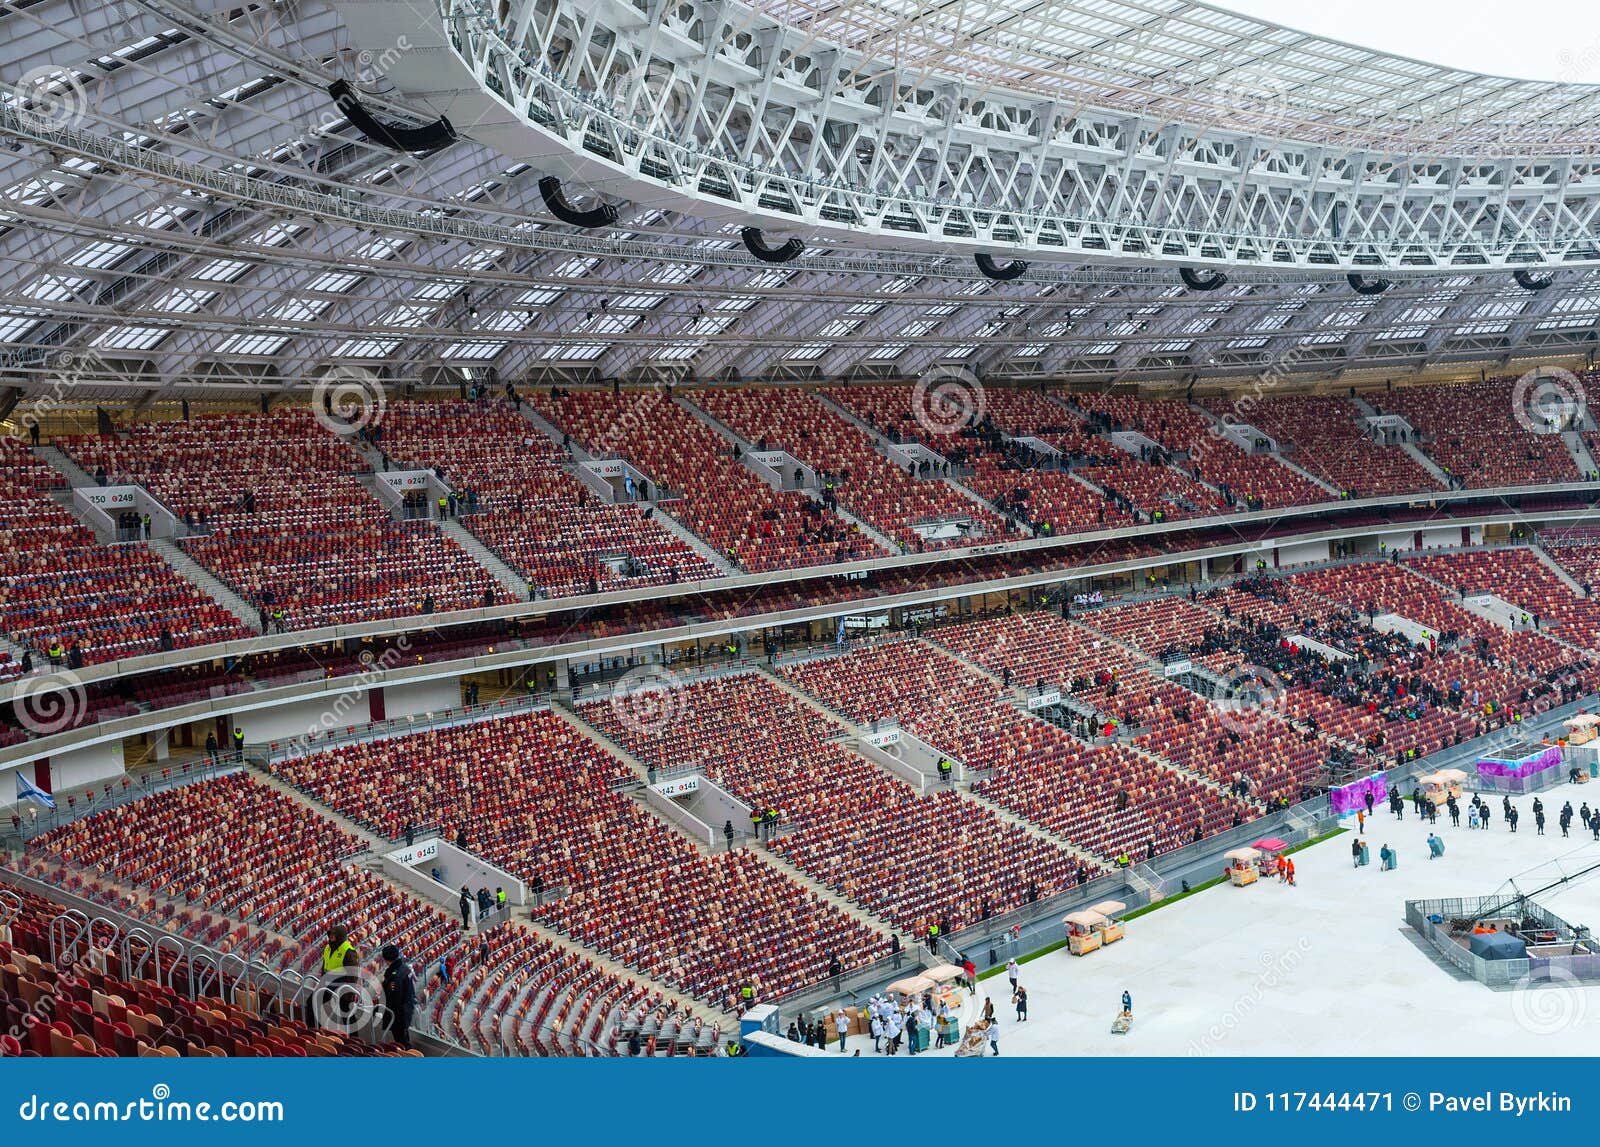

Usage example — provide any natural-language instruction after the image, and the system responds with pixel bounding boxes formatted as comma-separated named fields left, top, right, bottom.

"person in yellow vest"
left=322, top=924, right=357, bottom=974
left=311, top=924, right=359, bottom=1030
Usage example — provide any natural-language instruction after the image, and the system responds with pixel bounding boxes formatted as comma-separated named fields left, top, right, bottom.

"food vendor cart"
left=1418, top=769, right=1467, bottom=805
left=1565, top=714, right=1600, bottom=746
left=1090, top=900, right=1127, bottom=945
left=1064, top=909, right=1108, bottom=955
left=1251, top=838, right=1288, bottom=878
left=1225, top=847, right=1261, bottom=887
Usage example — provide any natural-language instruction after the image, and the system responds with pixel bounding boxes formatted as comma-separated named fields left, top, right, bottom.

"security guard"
left=379, top=944, right=416, bottom=1048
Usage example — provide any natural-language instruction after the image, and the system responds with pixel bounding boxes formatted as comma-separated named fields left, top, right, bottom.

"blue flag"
left=15, top=772, right=55, bottom=810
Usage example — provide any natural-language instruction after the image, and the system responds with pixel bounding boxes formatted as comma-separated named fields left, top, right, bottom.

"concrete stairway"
left=517, top=403, right=584, bottom=456
left=677, top=393, right=902, bottom=556
left=438, top=517, right=530, bottom=601
left=1184, top=403, right=1340, bottom=495
left=1530, top=543, right=1590, bottom=596
left=1399, top=441, right=1454, bottom=488
left=148, top=537, right=263, bottom=633
left=757, top=658, right=1108, bottom=866
left=552, top=697, right=901, bottom=936
left=651, top=505, right=741, bottom=575
left=36, top=444, right=94, bottom=488
left=1563, top=430, right=1599, bottom=478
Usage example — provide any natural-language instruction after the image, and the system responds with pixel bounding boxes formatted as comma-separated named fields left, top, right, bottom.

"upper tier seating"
left=268, top=709, right=886, bottom=1008
left=60, top=410, right=497, bottom=630
left=530, top=390, right=881, bottom=571
left=1068, top=392, right=1330, bottom=509
left=692, top=388, right=1009, bottom=551
left=1206, top=394, right=1441, bottom=497
left=1374, top=379, right=1579, bottom=489
left=370, top=399, right=720, bottom=594
left=0, top=469, right=250, bottom=664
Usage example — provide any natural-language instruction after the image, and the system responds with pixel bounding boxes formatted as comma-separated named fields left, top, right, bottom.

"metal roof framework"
left=0, top=0, right=1595, bottom=399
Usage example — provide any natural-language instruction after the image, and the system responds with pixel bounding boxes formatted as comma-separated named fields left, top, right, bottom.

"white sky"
left=1218, top=0, right=1600, bottom=83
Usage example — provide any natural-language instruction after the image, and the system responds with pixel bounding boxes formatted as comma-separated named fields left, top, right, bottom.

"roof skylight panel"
left=151, top=288, right=216, bottom=313
left=22, top=275, right=90, bottom=302
left=93, top=326, right=168, bottom=351
left=441, top=340, right=507, bottom=360
left=330, top=337, right=403, bottom=358
left=305, top=272, right=363, bottom=294
left=192, top=259, right=253, bottom=283
left=212, top=332, right=290, bottom=355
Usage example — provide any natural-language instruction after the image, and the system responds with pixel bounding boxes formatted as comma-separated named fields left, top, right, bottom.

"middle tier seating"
left=779, top=640, right=1256, bottom=858
left=577, top=671, right=1084, bottom=932
left=269, top=709, right=886, bottom=1008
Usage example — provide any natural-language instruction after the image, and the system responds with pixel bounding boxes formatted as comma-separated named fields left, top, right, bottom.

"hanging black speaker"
left=1346, top=273, right=1392, bottom=296
left=741, top=227, right=805, bottom=263
left=538, top=176, right=619, bottom=228
left=327, top=79, right=456, bottom=153
left=1179, top=267, right=1228, bottom=291
left=975, top=254, right=1028, bottom=281
left=1513, top=268, right=1554, bottom=291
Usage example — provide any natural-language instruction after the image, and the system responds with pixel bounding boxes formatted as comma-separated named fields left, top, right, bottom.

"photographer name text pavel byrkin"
left=1232, top=1092, right=1574, bottom=1116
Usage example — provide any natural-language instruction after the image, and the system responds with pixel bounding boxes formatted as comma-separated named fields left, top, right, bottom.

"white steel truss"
left=387, top=0, right=1600, bottom=273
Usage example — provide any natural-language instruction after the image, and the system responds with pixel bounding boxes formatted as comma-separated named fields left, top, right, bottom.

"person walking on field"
left=1007, top=957, right=1020, bottom=993
left=1013, top=984, right=1028, bottom=1022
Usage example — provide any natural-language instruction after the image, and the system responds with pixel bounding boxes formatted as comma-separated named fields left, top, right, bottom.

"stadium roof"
left=748, top=0, right=1600, bottom=151
left=0, top=0, right=1596, bottom=396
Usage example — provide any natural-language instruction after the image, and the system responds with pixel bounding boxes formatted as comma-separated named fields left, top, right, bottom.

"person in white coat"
left=1007, top=957, right=1020, bottom=992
